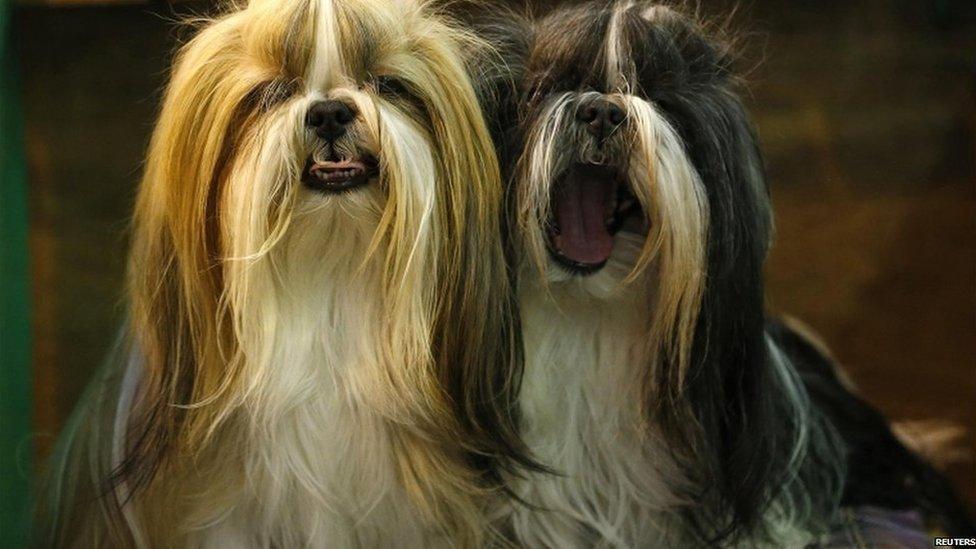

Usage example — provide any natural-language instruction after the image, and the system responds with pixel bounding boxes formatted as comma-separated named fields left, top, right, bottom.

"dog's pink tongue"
left=553, top=173, right=614, bottom=265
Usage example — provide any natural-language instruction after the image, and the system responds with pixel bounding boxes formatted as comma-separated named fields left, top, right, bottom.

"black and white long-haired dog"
left=482, top=2, right=846, bottom=545
left=35, top=0, right=532, bottom=546
left=479, top=1, right=975, bottom=546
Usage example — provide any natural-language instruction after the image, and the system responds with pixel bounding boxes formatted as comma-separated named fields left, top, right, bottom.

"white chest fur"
left=508, top=238, right=818, bottom=548
left=510, top=260, right=688, bottom=548
left=169, top=200, right=436, bottom=548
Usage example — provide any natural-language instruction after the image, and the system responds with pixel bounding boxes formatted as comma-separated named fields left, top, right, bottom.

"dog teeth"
left=314, top=168, right=361, bottom=181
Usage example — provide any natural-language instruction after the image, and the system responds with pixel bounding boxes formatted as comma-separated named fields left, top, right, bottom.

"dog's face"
left=135, top=0, right=502, bottom=350
left=514, top=3, right=769, bottom=301
left=160, top=0, right=493, bottom=260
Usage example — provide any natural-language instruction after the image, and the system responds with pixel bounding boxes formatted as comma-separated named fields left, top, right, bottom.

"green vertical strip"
left=0, top=0, right=33, bottom=544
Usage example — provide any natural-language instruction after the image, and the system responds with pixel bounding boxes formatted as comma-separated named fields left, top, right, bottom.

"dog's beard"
left=208, top=97, right=439, bottom=535
left=217, top=91, right=440, bottom=425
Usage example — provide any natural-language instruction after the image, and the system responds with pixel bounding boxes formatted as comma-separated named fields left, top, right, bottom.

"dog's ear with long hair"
left=673, top=86, right=787, bottom=539
left=34, top=5, right=314, bottom=545
left=628, top=10, right=841, bottom=541
left=402, top=18, right=538, bottom=483
left=124, top=0, right=313, bottom=491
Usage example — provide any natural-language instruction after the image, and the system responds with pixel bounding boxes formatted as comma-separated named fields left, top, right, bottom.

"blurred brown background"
left=12, top=0, right=976, bottom=505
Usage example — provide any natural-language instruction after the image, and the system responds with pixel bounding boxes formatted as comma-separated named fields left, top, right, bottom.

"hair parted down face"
left=515, top=2, right=756, bottom=377
left=505, top=0, right=843, bottom=542
left=122, top=0, right=531, bottom=537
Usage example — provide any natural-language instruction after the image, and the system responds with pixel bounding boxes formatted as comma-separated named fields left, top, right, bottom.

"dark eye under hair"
left=251, top=78, right=300, bottom=113
left=369, top=73, right=428, bottom=118
left=373, top=74, right=410, bottom=98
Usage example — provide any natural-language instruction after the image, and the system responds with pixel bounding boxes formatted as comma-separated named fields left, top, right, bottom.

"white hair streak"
left=761, top=335, right=847, bottom=545
left=517, top=91, right=576, bottom=277
left=625, top=96, right=708, bottom=386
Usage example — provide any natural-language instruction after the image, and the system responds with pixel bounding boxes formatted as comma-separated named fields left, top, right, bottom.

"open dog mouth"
left=546, top=163, right=641, bottom=275
left=302, top=155, right=379, bottom=193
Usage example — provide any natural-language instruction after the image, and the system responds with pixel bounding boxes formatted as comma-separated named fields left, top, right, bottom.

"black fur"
left=477, top=0, right=973, bottom=543
left=485, top=2, right=842, bottom=543
left=768, top=319, right=976, bottom=537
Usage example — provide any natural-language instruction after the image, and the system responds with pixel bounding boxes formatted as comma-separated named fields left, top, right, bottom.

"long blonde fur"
left=36, top=0, right=523, bottom=546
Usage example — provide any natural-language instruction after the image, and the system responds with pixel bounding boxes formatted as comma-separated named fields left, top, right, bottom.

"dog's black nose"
left=576, top=99, right=625, bottom=139
left=306, top=99, right=357, bottom=141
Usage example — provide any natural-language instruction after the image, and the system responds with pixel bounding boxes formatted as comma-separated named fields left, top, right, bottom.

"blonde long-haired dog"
left=35, top=0, right=532, bottom=546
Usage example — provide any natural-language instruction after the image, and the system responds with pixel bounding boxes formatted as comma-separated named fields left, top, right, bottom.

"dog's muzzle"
left=302, top=99, right=378, bottom=193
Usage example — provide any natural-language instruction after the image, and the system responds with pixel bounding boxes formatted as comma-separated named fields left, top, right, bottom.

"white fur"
left=510, top=232, right=692, bottom=548
left=176, top=212, right=433, bottom=547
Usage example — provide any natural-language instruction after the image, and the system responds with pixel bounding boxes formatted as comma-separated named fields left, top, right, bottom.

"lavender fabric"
left=818, top=506, right=931, bottom=548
